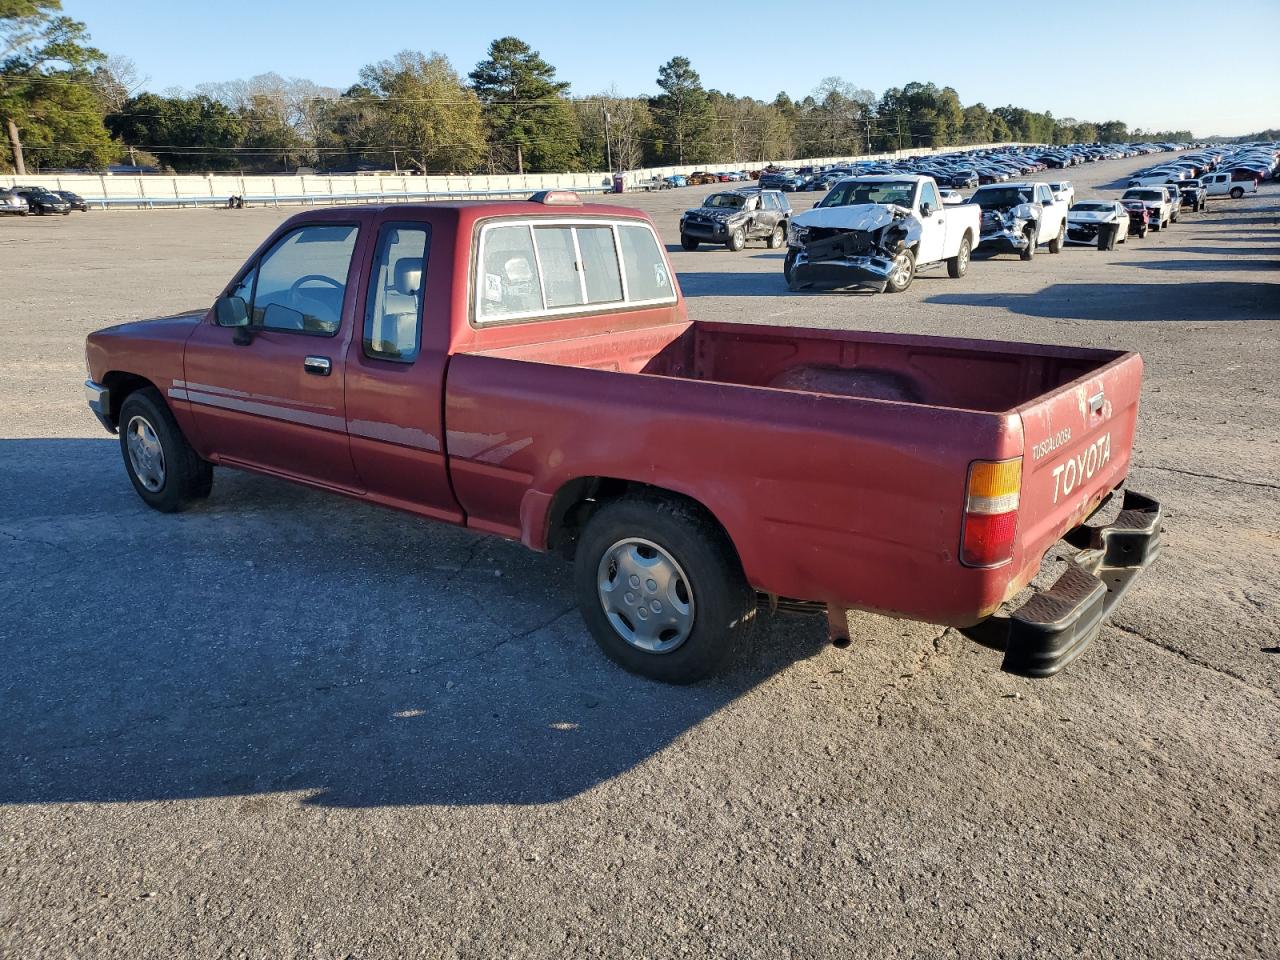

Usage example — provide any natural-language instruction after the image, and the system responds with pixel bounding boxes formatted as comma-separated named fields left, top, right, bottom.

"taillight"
left=961, top=457, right=1022, bottom=567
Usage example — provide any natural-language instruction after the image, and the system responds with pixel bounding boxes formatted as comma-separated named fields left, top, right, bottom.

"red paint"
left=86, top=200, right=1146, bottom=630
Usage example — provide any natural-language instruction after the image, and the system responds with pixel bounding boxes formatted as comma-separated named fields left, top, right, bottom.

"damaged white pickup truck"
left=784, top=175, right=979, bottom=293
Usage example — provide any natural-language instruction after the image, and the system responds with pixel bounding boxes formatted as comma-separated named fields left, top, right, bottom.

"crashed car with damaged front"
left=783, top=175, right=979, bottom=293
left=968, top=181, right=1069, bottom=261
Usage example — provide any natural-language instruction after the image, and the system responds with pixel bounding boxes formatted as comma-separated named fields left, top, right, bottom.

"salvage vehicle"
left=1203, top=171, right=1254, bottom=199
left=1121, top=199, right=1150, bottom=238
left=55, top=190, right=90, bottom=212
left=1047, top=181, right=1075, bottom=208
left=0, top=188, right=29, bottom=215
left=13, top=186, right=71, bottom=215
left=680, top=189, right=791, bottom=251
left=1066, top=201, right=1129, bottom=246
left=635, top=176, right=672, bottom=192
left=784, top=175, right=979, bottom=293
left=83, top=191, right=1163, bottom=683
left=1121, top=187, right=1173, bottom=230
left=968, top=182, right=1069, bottom=260
left=1171, top=178, right=1207, bottom=211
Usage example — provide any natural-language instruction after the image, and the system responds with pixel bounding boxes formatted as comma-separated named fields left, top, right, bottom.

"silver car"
left=0, top=188, right=29, bottom=216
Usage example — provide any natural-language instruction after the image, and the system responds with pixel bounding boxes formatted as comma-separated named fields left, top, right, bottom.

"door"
left=343, top=215, right=462, bottom=522
left=183, top=219, right=366, bottom=490
left=916, top=180, right=946, bottom=265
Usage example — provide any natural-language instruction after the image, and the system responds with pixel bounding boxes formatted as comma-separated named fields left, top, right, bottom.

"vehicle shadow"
left=677, top=270, right=792, bottom=297
left=926, top=281, right=1280, bottom=322
left=0, top=438, right=829, bottom=808
left=1107, top=258, right=1279, bottom=273
left=1156, top=246, right=1280, bottom=257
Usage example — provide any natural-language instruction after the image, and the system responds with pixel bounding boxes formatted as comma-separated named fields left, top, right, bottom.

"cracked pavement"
left=1, top=154, right=1278, bottom=959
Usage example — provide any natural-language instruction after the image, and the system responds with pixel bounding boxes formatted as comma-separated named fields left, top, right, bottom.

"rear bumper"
left=1001, top=489, right=1164, bottom=677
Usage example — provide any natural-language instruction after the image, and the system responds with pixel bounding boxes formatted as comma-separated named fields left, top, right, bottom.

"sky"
left=63, top=0, right=1280, bottom=137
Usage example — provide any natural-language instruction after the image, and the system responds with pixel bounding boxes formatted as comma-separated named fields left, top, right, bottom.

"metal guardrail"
left=92, top=185, right=612, bottom=210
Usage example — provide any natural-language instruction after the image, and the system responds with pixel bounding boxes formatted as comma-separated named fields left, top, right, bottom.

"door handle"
left=303, top=356, right=331, bottom=376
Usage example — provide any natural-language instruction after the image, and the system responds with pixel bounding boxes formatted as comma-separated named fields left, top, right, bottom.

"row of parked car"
left=0, top=186, right=89, bottom=215
left=674, top=142, right=1276, bottom=293
left=1126, top=143, right=1277, bottom=198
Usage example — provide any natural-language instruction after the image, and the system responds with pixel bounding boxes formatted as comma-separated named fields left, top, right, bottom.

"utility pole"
left=516, top=143, right=523, bottom=175
left=604, top=109, right=613, bottom=174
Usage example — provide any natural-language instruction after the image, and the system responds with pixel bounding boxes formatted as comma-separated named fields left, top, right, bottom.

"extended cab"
left=968, top=182, right=1070, bottom=260
left=784, top=175, right=980, bottom=293
left=84, top=191, right=1163, bottom=683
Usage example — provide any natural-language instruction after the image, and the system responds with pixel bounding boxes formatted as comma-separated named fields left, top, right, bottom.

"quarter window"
left=251, top=224, right=358, bottom=335
left=364, top=224, right=429, bottom=362
left=475, top=220, right=669, bottom=324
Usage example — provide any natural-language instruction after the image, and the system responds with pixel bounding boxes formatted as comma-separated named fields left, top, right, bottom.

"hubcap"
left=891, top=254, right=911, bottom=286
left=960, top=242, right=969, bottom=269
left=597, top=538, right=695, bottom=653
left=125, top=415, right=166, bottom=492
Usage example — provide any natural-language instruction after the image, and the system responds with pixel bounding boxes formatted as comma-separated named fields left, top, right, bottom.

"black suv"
left=15, top=187, right=71, bottom=215
left=679, top=188, right=792, bottom=252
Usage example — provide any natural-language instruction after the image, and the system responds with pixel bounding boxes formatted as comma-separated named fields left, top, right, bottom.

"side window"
left=478, top=224, right=543, bottom=321
left=920, top=182, right=940, bottom=210
left=364, top=224, right=429, bottom=362
left=229, top=265, right=256, bottom=304
left=251, top=224, right=358, bottom=335
left=617, top=224, right=674, bottom=304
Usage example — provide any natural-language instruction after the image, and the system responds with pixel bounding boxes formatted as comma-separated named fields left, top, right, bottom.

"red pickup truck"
left=84, top=191, right=1163, bottom=683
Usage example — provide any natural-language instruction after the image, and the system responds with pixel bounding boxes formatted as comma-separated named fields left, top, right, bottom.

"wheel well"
left=102, top=372, right=158, bottom=427
left=545, top=477, right=735, bottom=563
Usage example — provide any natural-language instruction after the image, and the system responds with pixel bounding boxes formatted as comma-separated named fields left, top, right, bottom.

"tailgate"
left=1015, top=351, right=1143, bottom=568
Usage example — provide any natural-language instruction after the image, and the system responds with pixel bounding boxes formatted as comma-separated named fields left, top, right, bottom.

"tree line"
left=2, top=2, right=1195, bottom=177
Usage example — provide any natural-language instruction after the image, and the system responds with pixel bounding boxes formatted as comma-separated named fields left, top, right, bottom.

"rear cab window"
left=474, top=218, right=673, bottom=325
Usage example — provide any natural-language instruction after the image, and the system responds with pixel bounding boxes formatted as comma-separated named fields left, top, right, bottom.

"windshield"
left=1071, top=203, right=1111, bottom=212
left=818, top=180, right=916, bottom=208
left=703, top=194, right=745, bottom=209
left=1124, top=190, right=1163, bottom=201
left=969, top=187, right=1034, bottom=208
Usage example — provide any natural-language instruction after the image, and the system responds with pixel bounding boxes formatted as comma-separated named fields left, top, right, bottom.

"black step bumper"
left=1002, top=490, right=1164, bottom=677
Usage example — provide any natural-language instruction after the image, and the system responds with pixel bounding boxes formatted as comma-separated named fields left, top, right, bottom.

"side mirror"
left=1041, top=198, right=1054, bottom=207
left=919, top=203, right=932, bottom=217
left=215, top=295, right=249, bottom=327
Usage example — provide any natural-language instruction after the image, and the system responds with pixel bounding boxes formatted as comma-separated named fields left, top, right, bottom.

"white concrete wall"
left=0, top=143, right=1023, bottom=208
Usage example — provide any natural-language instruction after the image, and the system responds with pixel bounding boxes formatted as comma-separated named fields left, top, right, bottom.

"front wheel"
left=1020, top=228, right=1037, bottom=261
left=1048, top=221, right=1065, bottom=254
left=574, top=496, right=755, bottom=684
left=118, top=388, right=213, bottom=512
left=680, top=234, right=699, bottom=251
left=1139, top=224, right=1148, bottom=238
left=885, top=247, right=915, bottom=293
left=727, top=226, right=746, bottom=252
left=783, top=248, right=800, bottom=288
left=767, top=224, right=785, bottom=249
left=947, top=235, right=971, bottom=278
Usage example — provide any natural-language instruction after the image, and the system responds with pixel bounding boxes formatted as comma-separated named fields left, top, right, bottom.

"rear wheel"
left=118, top=388, right=213, bottom=512
left=574, top=496, right=754, bottom=684
left=680, top=233, right=699, bottom=251
left=1048, top=221, right=1065, bottom=254
left=947, top=234, right=971, bottom=278
left=1230, top=186, right=1243, bottom=199
left=884, top=247, right=916, bottom=293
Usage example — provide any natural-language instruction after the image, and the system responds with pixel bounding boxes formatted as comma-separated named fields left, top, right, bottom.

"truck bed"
left=447, top=321, right=1141, bottom=629
left=467, top=321, right=1126, bottom=415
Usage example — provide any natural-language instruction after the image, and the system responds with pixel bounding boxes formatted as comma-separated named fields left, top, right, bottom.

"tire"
left=783, top=248, right=800, bottom=288
left=727, top=226, right=746, bottom=252
left=680, top=233, right=699, bottom=251
left=885, top=247, right=915, bottom=293
left=1230, top=186, right=1243, bottom=199
left=118, top=387, right=213, bottom=512
left=574, top=495, right=755, bottom=684
left=1020, top=227, right=1037, bottom=261
left=1139, top=224, right=1148, bottom=238
left=1048, top=221, right=1065, bottom=254
left=767, top=224, right=785, bottom=249
left=947, top=234, right=971, bottom=278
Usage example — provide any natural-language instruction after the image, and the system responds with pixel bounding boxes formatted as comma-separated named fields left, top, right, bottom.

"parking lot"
left=1, top=153, right=1277, bottom=958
